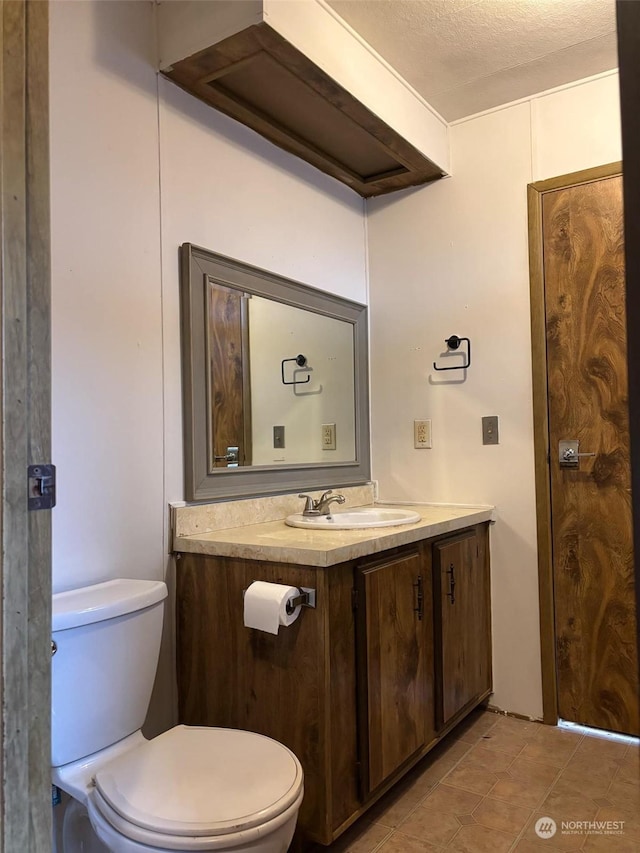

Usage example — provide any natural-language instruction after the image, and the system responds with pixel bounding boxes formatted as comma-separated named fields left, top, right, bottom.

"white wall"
left=532, top=74, right=622, bottom=180
left=50, top=0, right=367, bottom=735
left=366, top=71, right=622, bottom=719
left=157, top=0, right=263, bottom=69
left=50, top=0, right=164, bottom=594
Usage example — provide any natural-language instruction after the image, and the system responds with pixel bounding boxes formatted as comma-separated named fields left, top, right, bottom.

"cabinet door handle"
left=446, top=563, right=456, bottom=604
left=413, top=575, right=424, bottom=620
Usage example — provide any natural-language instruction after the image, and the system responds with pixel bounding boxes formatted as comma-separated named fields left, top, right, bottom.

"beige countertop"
left=173, top=503, right=494, bottom=567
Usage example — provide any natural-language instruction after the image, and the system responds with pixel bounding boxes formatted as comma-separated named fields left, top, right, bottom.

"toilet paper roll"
left=243, top=581, right=302, bottom=635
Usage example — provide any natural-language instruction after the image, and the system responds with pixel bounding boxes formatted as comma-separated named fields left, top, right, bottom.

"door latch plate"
left=559, top=440, right=580, bottom=468
left=28, top=464, right=56, bottom=510
left=559, top=439, right=596, bottom=469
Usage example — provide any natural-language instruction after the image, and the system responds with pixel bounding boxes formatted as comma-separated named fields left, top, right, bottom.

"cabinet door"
left=434, top=528, right=491, bottom=729
left=356, top=549, right=433, bottom=795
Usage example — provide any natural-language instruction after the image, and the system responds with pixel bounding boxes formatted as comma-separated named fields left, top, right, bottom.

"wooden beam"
left=0, top=1, right=51, bottom=849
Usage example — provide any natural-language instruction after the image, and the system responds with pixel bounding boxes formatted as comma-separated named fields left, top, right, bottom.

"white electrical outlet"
left=414, top=419, right=432, bottom=449
left=322, top=423, right=336, bottom=450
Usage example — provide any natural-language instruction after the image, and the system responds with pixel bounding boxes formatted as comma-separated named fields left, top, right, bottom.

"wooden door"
left=433, top=529, right=491, bottom=729
left=356, top=549, right=433, bottom=795
left=543, top=175, right=639, bottom=735
left=206, top=279, right=251, bottom=466
left=1, top=1, right=52, bottom=848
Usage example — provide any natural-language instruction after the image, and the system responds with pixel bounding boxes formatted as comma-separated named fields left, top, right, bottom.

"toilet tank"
left=52, top=579, right=167, bottom=768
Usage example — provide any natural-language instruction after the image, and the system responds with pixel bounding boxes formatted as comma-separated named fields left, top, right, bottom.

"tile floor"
left=314, top=709, right=640, bottom=853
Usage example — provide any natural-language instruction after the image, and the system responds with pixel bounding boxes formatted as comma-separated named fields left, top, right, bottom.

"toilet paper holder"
left=243, top=584, right=316, bottom=614
left=285, top=586, right=316, bottom=614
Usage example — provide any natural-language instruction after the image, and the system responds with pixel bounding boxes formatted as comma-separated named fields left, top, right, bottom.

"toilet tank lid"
left=53, top=579, right=167, bottom=632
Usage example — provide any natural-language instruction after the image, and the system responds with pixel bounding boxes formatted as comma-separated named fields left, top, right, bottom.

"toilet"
left=51, top=579, right=304, bottom=852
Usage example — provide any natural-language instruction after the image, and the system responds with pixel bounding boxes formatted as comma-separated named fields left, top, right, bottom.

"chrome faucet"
left=298, top=489, right=346, bottom=516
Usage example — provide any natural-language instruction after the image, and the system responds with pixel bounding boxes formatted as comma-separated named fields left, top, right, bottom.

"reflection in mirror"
left=181, top=244, right=370, bottom=501
left=207, top=282, right=356, bottom=470
left=252, top=298, right=355, bottom=465
left=206, top=279, right=251, bottom=469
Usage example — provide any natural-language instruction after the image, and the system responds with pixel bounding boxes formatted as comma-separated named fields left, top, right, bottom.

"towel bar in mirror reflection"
left=281, top=354, right=310, bottom=386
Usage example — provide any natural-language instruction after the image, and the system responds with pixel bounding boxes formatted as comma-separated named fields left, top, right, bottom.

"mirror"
left=180, top=244, right=370, bottom=501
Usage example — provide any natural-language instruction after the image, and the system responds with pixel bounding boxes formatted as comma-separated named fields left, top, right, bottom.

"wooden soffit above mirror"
left=162, top=23, right=445, bottom=198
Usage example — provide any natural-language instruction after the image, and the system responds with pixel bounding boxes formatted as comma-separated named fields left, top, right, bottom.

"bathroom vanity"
left=173, top=502, right=492, bottom=846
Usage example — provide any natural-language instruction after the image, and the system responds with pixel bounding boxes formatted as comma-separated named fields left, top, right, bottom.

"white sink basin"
left=285, top=507, right=421, bottom=530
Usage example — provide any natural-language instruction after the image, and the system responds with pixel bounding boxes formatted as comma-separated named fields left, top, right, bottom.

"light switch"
left=482, top=416, right=499, bottom=445
left=273, top=425, right=285, bottom=448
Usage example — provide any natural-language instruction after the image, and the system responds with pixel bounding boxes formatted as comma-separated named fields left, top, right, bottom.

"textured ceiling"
left=326, top=0, right=618, bottom=121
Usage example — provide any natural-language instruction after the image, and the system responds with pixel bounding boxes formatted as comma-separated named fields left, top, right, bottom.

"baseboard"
left=487, top=703, right=543, bottom=723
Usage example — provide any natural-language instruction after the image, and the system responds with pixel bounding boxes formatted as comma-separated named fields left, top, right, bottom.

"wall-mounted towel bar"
left=433, top=335, right=471, bottom=371
left=281, top=354, right=310, bottom=385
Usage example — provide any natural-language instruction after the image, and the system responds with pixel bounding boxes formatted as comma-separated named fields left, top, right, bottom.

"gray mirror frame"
left=180, top=244, right=371, bottom=502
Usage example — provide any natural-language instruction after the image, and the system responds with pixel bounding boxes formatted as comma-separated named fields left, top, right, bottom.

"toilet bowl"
left=97, top=726, right=302, bottom=852
left=55, top=726, right=303, bottom=853
left=61, top=798, right=109, bottom=853
left=52, top=580, right=304, bottom=853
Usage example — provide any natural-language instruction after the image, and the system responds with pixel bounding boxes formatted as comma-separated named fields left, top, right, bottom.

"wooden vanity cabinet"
left=177, top=552, right=361, bottom=844
left=433, top=528, right=492, bottom=730
left=175, top=522, right=491, bottom=847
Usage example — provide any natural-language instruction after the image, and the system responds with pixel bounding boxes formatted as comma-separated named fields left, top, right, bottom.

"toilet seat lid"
left=93, top=725, right=303, bottom=838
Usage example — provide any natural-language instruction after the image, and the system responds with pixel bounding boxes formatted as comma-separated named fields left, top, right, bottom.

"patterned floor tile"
left=421, top=784, right=483, bottom=816
left=614, top=754, right=640, bottom=786
left=442, top=764, right=500, bottom=795
left=519, top=737, right=579, bottom=769
left=540, top=787, right=600, bottom=822
left=377, top=830, right=444, bottom=852
left=489, top=774, right=553, bottom=810
left=574, top=736, right=631, bottom=762
left=607, top=779, right=640, bottom=813
left=451, top=711, right=499, bottom=745
left=322, top=819, right=391, bottom=853
left=552, top=770, right=612, bottom=801
left=476, top=722, right=539, bottom=757
left=508, top=755, right=562, bottom=786
left=316, top=716, right=638, bottom=853
left=512, top=840, right=565, bottom=853
left=473, top=796, right=532, bottom=834
left=582, top=834, right=640, bottom=852
left=398, top=806, right=461, bottom=847
left=459, top=745, right=514, bottom=774
left=594, top=804, right=640, bottom=842
left=446, top=822, right=517, bottom=852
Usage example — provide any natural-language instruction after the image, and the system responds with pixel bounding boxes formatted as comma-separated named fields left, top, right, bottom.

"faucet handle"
left=298, top=494, right=318, bottom=514
left=318, top=489, right=333, bottom=502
